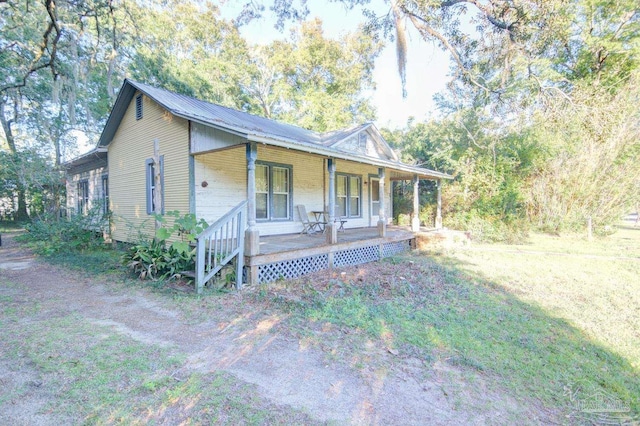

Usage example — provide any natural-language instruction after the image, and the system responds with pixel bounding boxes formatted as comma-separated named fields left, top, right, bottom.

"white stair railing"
left=195, top=200, right=247, bottom=293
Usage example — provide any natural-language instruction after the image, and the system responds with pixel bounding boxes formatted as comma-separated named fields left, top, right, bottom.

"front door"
left=369, top=177, right=380, bottom=227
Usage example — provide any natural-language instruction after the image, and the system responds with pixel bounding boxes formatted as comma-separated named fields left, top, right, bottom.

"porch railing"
left=195, top=200, right=247, bottom=293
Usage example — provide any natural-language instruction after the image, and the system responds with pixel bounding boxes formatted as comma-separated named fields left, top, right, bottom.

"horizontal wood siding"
left=194, top=145, right=247, bottom=225
left=108, top=93, right=190, bottom=243
left=194, top=143, right=393, bottom=236
left=194, top=144, right=325, bottom=236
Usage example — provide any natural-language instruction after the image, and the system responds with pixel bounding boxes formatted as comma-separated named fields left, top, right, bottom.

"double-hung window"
left=77, top=180, right=89, bottom=215
left=256, top=162, right=292, bottom=221
left=336, top=173, right=361, bottom=218
left=102, top=175, right=109, bottom=216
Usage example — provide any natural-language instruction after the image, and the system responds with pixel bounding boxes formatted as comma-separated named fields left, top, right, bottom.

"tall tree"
left=526, top=74, right=640, bottom=232
left=241, top=19, right=382, bottom=131
left=1, top=0, right=122, bottom=159
left=126, top=4, right=381, bottom=132
left=125, top=0, right=253, bottom=109
left=1, top=0, right=122, bottom=218
left=1, top=0, right=59, bottom=219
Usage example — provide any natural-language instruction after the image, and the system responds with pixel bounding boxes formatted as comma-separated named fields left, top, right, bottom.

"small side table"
left=311, top=211, right=328, bottom=232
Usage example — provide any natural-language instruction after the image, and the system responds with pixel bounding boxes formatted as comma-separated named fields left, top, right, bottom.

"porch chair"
left=334, top=207, right=347, bottom=232
left=296, top=205, right=325, bottom=235
left=325, top=205, right=347, bottom=232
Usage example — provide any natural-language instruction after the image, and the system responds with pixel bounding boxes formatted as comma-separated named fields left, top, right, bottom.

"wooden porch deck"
left=245, top=226, right=418, bottom=284
left=257, top=225, right=415, bottom=255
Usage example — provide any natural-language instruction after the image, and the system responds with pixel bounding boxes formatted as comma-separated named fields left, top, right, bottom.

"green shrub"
left=445, top=210, right=528, bottom=243
left=122, top=211, right=208, bottom=281
left=16, top=208, right=108, bottom=255
left=419, top=204, right=435, bottom=227
left=123, top=238, right=194, bottom=280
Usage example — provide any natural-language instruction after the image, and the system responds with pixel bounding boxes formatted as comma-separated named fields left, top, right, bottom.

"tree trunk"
left=0, top=101, right=17, bottom=153
left=0, top=100, right=29, bottom=221
left=16, top=190, right=29, bottom=221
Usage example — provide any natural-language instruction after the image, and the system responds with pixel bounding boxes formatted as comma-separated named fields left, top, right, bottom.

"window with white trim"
left=336, top=173, right=361, bottom=218
left=256, top=162, right=292, bottom=221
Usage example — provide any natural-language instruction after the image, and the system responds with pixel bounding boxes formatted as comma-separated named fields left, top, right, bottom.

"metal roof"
left=95, top=79, right=452, bottom=180
left=99, top=79, right=323, bottom=146
left=61, top=148, right=107, bottom=174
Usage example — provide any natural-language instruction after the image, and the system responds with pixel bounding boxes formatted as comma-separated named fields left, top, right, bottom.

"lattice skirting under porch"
left=257, top=254, right=329, bottom=283
left=250, top=239, right=413, bottom=284
left=382, top=240, right=412, bottom=257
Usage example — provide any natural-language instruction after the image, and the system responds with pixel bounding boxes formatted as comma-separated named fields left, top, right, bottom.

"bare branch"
left=612, top=10, right=637, bottom=40
left=404, top=10, right=494, bottom=95
left=440, top=0, right=515, bottom=32
left=0, top=0, right=62, bottom=94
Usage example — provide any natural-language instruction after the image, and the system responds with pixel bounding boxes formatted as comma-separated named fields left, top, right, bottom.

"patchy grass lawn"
left=451, top=225, right=640, bottom=371
left=44, top=247, right=124, bottom=276
left=2, top=225, right=638, bottom=423
left=253, top=225, right=640, bottom=420
left=0, top=279, right=317, bottom=425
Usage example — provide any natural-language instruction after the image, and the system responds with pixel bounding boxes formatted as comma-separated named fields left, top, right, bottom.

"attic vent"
left=135, top=94, right=143, bottom=120
left=358, top=133, right=367, bottom=150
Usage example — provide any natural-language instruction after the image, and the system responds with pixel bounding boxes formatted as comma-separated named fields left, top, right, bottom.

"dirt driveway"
left=0, top=233, right=550, bottom=424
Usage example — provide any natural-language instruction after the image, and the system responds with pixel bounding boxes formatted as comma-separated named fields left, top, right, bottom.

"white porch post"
left=412, top=174, right=420, bottom=232
left=326, top=158, right=338, bottom=244
left=245, top=142, right=260, bottom=256
left=377, top=167, right=387, bottom=237
left=435, top=179, right=443, bottom=229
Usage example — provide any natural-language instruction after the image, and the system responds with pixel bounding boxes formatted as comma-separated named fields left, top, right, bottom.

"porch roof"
left=61, top=148, right=108, bottom=174
left=246, top=133, right=450, bottom=180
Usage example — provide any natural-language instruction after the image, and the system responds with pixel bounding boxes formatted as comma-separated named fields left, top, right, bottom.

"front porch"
left=193, top=143, right=451, bottom=292
left=257, top=225, right=415, bottom=254
left=245, top=226, right=418, bottom=284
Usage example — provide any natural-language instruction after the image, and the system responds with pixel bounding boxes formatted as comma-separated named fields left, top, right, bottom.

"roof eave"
left=247, top=133, right=451, bottom=180
left=97, top=80, right=139, bottom=147
left=61, top=147, right=107, bottom=167
left=62, top=148, right=108, bottom=175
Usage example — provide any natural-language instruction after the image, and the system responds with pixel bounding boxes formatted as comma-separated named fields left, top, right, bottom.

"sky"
left=219, top=0, right=452, bottom=129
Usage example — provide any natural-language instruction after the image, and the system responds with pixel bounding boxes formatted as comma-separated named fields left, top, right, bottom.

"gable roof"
left=96, top=79, right=451, bottom=180
left=100, top=79, right=323, bottom=147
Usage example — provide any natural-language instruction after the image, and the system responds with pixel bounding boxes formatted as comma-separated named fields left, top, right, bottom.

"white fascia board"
left=181, top=118, right=449, bottom=179
left=247, top=134, right=452, bottom=180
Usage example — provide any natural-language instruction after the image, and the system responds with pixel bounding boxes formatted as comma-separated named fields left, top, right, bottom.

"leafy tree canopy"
left=241, top=18, right=382, bottom=131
